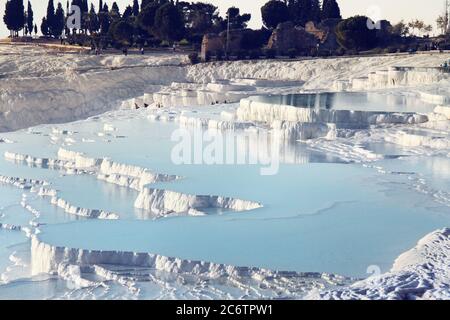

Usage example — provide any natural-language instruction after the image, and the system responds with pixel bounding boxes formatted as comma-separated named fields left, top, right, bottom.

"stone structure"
left=306, top=19, right=340, bottom=52
left=267, top=22, right=318, bottom=55
left=201, top=30, right=247, bottom=60
left=201, top=33, right=223, bottom=60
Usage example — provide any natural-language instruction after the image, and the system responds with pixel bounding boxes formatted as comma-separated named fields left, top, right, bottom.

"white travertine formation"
left=313, top=228, right=450, bottom=300
left=134, top=188, right=262, bottom=216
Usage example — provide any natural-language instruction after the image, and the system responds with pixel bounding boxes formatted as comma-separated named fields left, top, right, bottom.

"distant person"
left=172, top=44, right=176, bottom=52
left=140, top=47, right=145, bottom=55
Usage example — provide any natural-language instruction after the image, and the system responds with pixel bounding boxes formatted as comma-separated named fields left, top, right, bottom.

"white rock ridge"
left=237, top=98, right=428, bottom=130
left=30, top=235, right=346, bottom=293
left=312, top=228, right=450, bottom=300
left=134, top=188, right=263, bottom=216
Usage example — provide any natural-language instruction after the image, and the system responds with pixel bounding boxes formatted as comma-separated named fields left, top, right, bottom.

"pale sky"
left=0, top=0, right=447, bottom=37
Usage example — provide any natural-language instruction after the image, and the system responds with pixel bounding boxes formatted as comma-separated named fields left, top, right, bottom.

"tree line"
left=2, top=0, right=444, bottom=53
left=261, top=0, right=341, bottom=29
left=3, top=0, right=253, bottom=48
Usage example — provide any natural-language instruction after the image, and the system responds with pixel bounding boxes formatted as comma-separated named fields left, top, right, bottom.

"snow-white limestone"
left=0, top=174, right=47, bottom=189
left=134, top=188, right=262, bottom=216
left=339, top=67, right=449, bottom=92
left=385, top=130, right=450, bottom=149
left=434, top=106, right=450, bottom=120
left=49, top=196, right=119, bottom=220
left=98, top=158, right=179, bottom=191
left=237, top=98, right=428, bottom=129
left=312, top=228, right=450, bottom=300
left=30, top=235, right=346, bottom=291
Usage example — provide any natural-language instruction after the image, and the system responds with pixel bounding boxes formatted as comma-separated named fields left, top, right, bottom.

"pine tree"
left=261, top=0, right=289, bottom=29
left=287, top=0, right=322, bottom=25
left=322, top=0, right=341, bottom=20
left=26, top=1, right=33, bottom=36
left=98, top=0, right=103, bottom=13
left=132, top=0, right=140, bottom=16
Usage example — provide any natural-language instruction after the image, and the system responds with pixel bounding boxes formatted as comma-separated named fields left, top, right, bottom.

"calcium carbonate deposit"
left=1, top=45, right=450, bottom=300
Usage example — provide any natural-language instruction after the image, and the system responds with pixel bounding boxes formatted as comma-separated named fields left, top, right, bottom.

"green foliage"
left=40, top=17, right=49, bottom=36
left=45, top=0, right=56, bottom=36
left=321, top=0, right=341, bottom=20
left=240, top=28, right=271, bottom=51
left=132, top=0, right=139, bottom=16
left=336, top=16, right=378, bottom=51
left=26, top=1, right=33, bottom=35
left=52, top=2, right=65, bottom=37
left=3, top=0, right=25, bottom=35
left=287, top=48, right=297, bottom=58
left=215, top=49, right=224, bottom=60
left=178, top=38, right=190, bottom=46
left=264, top=48, right=276, bottom=59
left=87, top=4, right=100, bottom=34
left=235, top=50, right=247, bottom=60
left=159, top=40, right=170, bottom=47
left=248, top=49, right=261, bottom=60
left=186, top=2, right=219, bottom=36
left=335, top=47, right=345, bottom=56
left=137, top=1, right=159, bottom=35
left=288, top=0, right=322, bottom=25
left=226, top=7, right=251, bottom=30
left=153, top=2, right=185, bottom=42
left=110, top=19, right=134, bottom=46
left=188, top=52, right=200, bottom=64
left=122, top=6, right=133, bottom=19
left=261, top=0, right=289, bottom=30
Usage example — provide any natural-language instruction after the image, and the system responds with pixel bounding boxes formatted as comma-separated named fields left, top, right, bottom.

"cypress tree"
left=82, top=0, right=88, bottom=14
left=132, top=0, right=140, bottom=16
left=53, top=2, right=65, bottom=37
left=46, top=0, right=56, bottom=35
left=322, top=0, right=341, bottom=20
left=310, top=0, right=321, bottom=22
left=123, top=6, right=133, bottom=19
left=41, top=17, right=49, bottom=36
left=3, top=0, right=25, bottom=37
left=26, top=1, right=33, bottom=36
left=111, top=2, right=120, bottom=15
left=88, top=3, right=99, bottom=33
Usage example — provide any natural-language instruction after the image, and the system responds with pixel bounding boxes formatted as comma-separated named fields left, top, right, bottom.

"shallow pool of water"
left=1, top=109, right=449, bottom=278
